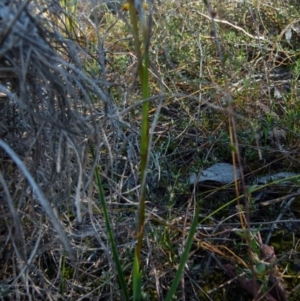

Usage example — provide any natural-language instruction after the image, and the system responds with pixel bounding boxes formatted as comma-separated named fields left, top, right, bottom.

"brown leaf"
left=224, top=263, right=279, bottom=301
left=260, top=244, right=288, bottom=301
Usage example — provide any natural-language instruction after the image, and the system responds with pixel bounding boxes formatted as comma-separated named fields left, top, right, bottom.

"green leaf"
left=133, top=253, right=142, bottom=301
left=254, top=263, right=267, bottom=275
left=91, top=147, right=130, bottom=301
left=164, top=207, right=200, bottom=301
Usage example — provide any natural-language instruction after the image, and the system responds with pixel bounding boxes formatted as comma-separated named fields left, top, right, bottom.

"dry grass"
left=0, top=0, right=300, bottom=300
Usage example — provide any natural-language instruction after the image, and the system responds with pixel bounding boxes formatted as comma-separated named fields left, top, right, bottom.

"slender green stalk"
left=164, top=208, right=200, bottom=301
left=133, top=254, right=142, bottom=300
left=128, top=2, right=150, bottom=299
left=91, top=148, right=130, bottom=301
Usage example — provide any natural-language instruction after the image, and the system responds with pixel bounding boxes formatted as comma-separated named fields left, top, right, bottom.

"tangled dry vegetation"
left=0, top=0, right=300, bottom=300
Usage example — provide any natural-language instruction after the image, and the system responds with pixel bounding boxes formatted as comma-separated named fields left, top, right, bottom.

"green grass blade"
left=164, top=207, right=200, bottom=301
left=91, top=148, right=130, bottom=301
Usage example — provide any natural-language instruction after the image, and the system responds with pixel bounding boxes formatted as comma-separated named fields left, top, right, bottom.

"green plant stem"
left=128, top=2, right=150, bottom=299
left=128, top=0, right=150, bottom=264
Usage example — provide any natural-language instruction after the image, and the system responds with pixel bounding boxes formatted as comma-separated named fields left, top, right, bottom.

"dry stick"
left=64, top=132, right=83, bottom=224
left=149, top=213, right=248, bottom=267
left=191, top=9, right=272, bottom=43
left=0, top=172, right=27, bottom=261
left=0, top=85, right=80, bottom=136
left=196, top=29, right=204, bottom=140
left=265, top=196, right=296, bottom=245
left=0, top=139, right=74, bottom=260
left=0, top=0, right=31, bottom=48
left=181, top=196, right=192, bottom=301
left=7, top=227, right=43, bottom=290
left=259, top=192, right=300, bottom=207
left=208, top=270, right=247, bottom=294
left=205, top=2, right=257, bottom=298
